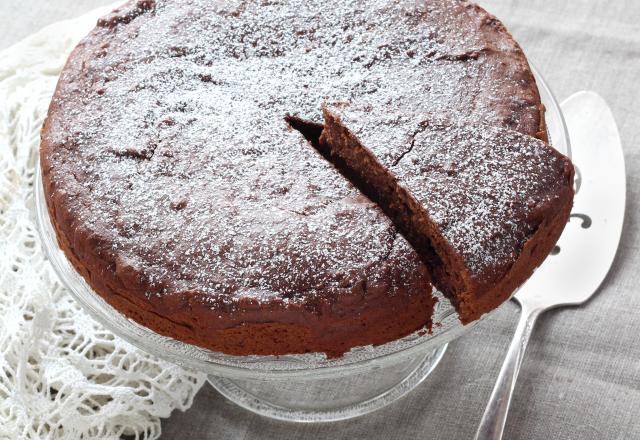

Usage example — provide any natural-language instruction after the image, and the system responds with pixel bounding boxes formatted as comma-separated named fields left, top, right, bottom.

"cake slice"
left=288, top=110, right=574, bottom=323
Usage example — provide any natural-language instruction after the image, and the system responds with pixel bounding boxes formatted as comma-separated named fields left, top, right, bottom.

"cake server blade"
left=511, top=90, right=626, bottom=308
left=474, top=91, right=626, bottom=440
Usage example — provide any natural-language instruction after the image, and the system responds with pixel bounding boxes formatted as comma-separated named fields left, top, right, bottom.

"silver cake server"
left=473, top=91, right=626, bottom=440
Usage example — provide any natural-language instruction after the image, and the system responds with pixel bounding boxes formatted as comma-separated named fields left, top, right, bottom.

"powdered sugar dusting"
left=42, top=0, right=543, bottom=309
left=392, top=119, right=569, bottom=278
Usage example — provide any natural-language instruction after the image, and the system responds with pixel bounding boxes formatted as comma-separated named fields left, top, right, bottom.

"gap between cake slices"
left=285, top=109, right=574, bottom=324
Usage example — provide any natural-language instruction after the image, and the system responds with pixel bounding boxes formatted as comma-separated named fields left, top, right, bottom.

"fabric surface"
left=0, top=4, right=207, bottom=440
left=1, top=0, right=638, bottom=439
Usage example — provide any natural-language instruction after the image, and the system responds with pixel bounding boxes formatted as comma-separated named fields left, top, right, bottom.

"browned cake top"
left=387, top=119, right=572, bottom=285
left=41, top=0, right=542, bottom=315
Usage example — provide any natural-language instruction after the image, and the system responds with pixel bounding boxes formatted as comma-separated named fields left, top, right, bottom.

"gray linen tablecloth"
left=3, top=0, right=638, bottom=438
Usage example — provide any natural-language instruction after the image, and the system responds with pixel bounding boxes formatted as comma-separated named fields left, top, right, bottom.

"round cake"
left=40, top=0, right=570, bottom=357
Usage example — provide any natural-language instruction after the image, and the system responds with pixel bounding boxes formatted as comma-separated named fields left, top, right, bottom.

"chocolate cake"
left=40, top=0, right=573, bottom=357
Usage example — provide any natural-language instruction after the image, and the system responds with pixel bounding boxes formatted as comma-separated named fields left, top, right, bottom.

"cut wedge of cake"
left=288, top=110, right=574, bottom=322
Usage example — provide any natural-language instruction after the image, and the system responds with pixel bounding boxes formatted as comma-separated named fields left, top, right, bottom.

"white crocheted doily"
left=0, top=5, right=206, bottom=439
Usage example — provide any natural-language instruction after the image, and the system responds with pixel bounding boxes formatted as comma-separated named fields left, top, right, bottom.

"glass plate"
left=35, top=66, right=570, bottom=421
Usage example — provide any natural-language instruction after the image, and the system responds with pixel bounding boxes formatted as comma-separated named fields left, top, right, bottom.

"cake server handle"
left=473, top=298, right=545, bottom=440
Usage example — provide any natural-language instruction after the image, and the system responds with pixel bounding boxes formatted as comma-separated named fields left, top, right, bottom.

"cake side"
left=42, top=181, right=436, bottom=357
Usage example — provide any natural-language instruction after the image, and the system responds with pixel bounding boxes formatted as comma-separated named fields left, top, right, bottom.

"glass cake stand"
left=35, top=67, right=570, bottom=423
